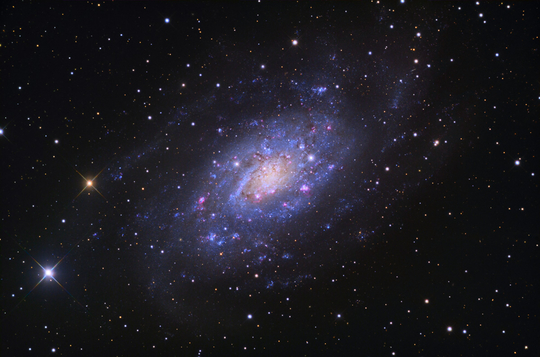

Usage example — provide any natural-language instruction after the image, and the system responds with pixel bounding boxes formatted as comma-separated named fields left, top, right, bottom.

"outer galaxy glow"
left=103, top=31, right=454, bottom=327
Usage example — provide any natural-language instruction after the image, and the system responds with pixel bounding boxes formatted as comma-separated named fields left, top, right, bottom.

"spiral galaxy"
left=98, top=9, right=456, bottom=328
left=172, top=112, right=356, bottom=279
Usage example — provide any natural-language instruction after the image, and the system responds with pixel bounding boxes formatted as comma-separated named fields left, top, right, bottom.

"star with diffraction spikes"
left=73, top=167, right=107, bottom=201
left=0, top=121, right=13, bottom=143
left=4, top=240, right=88, bottom=318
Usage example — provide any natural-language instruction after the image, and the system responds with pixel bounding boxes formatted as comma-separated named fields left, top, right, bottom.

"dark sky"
left=2, top=1, right=538, bottom=356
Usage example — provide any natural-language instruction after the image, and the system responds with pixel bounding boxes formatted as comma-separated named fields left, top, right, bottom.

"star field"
left=2, top=1, right=539, bottom=356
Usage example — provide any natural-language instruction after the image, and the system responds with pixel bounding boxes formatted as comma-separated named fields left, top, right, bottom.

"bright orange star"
left=73, top=167, right=106, bottom=201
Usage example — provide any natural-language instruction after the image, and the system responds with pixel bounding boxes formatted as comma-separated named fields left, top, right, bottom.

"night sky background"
left=1, top=1, right=539, bottom=356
